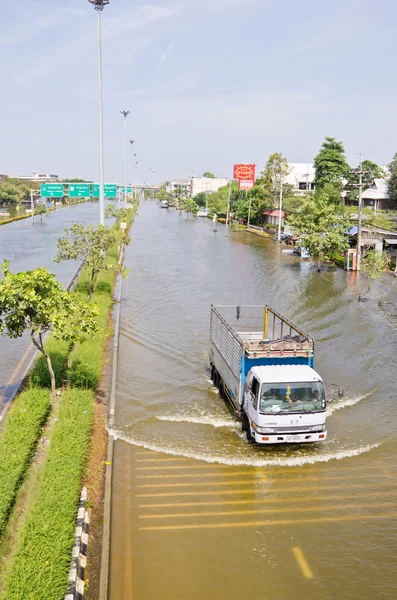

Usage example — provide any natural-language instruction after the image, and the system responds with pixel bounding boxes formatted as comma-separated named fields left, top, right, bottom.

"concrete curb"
left=65, top=487, right=90, bottom=600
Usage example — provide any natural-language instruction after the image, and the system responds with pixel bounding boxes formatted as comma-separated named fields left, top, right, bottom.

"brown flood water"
left=109, top=200, right=397, bottom=600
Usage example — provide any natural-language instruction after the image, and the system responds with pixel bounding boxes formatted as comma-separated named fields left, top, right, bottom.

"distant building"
left=361, top=179, right=391, bottom=210
left=0, top=174, right=6, bottom=181
left=11, top=172, right=59, bottom=181
left=166, top=179, right=191, bottom=195
left=285, top=163, right=315, bottom=194
left=263, top=209, right=286, bottom=227
left=191, top=177, right=230, bottom=197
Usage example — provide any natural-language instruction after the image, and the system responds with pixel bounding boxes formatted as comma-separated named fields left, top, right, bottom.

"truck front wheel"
left=241, top=412, right=249, bottom=432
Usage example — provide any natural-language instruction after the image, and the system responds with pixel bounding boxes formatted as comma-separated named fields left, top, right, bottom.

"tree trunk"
left=45, top=351, right=56, bottom=402
left=31, top=331, right=56, bottom=403
left=89, top=269, right=95, bottom=298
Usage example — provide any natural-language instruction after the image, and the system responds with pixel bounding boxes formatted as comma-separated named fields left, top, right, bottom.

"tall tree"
left=0, top=262, right=98, bottom=401
left=314, top=137, right=350, bottom=193
left=287, top=190, right=349, bottom=271
left=203, top=172, right=215, bottom=178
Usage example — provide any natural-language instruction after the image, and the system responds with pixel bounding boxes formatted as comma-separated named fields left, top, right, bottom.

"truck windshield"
left=259, top=381, right=325, bottom=414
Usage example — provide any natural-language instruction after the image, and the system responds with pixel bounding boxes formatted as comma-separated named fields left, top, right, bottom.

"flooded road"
left=110, top=201, right=397, bottom=600
left=0, top=202, right=111, bottom=412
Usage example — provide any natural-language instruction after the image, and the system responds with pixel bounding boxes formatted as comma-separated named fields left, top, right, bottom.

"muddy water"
left=110, top=201, right=397, bottom=600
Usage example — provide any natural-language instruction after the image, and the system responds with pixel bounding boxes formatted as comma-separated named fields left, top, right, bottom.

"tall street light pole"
left=120, top=110, right=131, bottom=208
left=89, top=0, right=110, bottom=225
left=129, top=140, right=135, bottom=200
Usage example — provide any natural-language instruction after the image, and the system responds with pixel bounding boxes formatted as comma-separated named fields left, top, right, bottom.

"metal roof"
left=251, top=365, right=322, bottom=383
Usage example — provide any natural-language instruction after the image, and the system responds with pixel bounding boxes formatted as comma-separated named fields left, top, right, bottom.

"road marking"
left=138, top=490, right=397, bottom=509
left=293, top=547, right=313, bottom=579
left=136, top=479, right=265, bottom=489
left=136, top=480, right=396, bottom=498
left=135, top=464, right=233, bottom=471
left=138, top=512, right=397, bottom=532
left=135, top=457, right=192, bottom=463
left=138, top=501, right=396, bottom=520
left=135, top=472, right=393, bottom=489
left=135, top=470, right=265, bottom=480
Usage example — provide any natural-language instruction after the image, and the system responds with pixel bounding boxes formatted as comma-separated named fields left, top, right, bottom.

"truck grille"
left=275, top=426, right=311, bottom=433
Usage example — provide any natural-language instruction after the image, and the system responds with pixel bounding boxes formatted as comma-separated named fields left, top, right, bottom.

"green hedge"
left=3, top=389, right=93, bottom=600
left=0, top=389, right=50, bottom=539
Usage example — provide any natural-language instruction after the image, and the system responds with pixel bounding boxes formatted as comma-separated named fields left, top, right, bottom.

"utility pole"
left=277, top=173, right=284, bottom=243
left=30, top=190, right=35, bottom=225
left=349, top=155, right=372, bottom=271
left=357, top=153, right=363, bottom=271
left=120, top=110, right=131, bottom=208
left=226, top=180, right=232, bottom=229
left=247, top=192, right=252, bottom=228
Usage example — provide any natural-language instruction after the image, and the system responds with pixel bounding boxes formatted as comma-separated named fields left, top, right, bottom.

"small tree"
left=356, top=250, right=390, bottom=301
left=287, top=191, right=350, bottom=271
left=0, top=262, right=98, bottom=401
left=54, top=224, right=125, bottom=298
left=203, top=172, right=215, bottom=178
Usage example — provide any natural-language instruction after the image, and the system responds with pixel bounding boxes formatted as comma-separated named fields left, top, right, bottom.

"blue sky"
left=0, top=0, right=396, bottom=184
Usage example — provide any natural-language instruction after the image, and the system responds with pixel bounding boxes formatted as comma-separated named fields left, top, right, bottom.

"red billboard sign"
left=233, top=163, right=256, bottom=190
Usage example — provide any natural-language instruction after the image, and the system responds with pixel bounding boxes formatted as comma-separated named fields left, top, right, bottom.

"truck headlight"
left=311, top=425, right=325, bottom=432
left=257, top=427, right=275, bottom=434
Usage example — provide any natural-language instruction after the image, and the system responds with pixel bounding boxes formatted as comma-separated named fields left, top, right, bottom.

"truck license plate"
left=287, top=435, right=300, bottom=442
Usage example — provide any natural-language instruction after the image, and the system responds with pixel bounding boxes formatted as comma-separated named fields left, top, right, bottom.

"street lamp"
left=129, top=140, right=135, bottom=200
left=88, top=0, right=111, bottom=225
left=120, top=110, right=131, bottom=208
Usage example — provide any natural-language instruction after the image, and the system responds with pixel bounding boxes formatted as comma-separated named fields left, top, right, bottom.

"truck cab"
left=243, top=365, right=327, bottom=444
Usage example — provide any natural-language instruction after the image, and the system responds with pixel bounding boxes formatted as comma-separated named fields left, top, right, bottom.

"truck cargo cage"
left=210, top=305, right=314, bottom=365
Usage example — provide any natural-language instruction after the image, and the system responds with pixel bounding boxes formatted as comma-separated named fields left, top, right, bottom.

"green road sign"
left=92, top=184, right=117, bottom=198
left=120, top=186, right=133, bottom=193
left=40, top=184, right=64, bottom=198
left=68, top=183, right=90, bottom=198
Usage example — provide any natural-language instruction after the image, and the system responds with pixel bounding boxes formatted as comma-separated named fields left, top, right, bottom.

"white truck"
left=209, top=305, right=337, bottom=445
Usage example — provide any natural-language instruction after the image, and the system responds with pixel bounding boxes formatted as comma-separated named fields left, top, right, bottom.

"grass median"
left=3, top=389, right=93, bottom=600
left=0, top=389, right=50, bottom=539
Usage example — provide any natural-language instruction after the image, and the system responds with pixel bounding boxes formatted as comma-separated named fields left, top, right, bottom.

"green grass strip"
left=3, top=389, right=93, bottom=600
left=0, top=388, right=50, bottom=539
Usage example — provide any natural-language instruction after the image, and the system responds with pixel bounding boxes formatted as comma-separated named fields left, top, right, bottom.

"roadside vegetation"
left=162, top=136, right=396, bottom=274
left=0, top=202, right=137, bottom=599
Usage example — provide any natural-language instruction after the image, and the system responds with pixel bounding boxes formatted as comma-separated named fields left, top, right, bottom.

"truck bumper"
left=254, top=431, right=327, bottom=444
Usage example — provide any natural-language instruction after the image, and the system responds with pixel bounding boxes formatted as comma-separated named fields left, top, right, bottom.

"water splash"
left=327, top=392, right=371, bottom=416
left=109, top=426, right=381, bottom=468
left=156, top=414, right=238, bottom=429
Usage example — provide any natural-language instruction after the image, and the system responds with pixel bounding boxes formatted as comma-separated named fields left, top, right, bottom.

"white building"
left=166, top=179, right=190, bottom=195
left=11, top=171, right=59, bottom=181
left=284, top=163, right=315, bottom=194
left=362, top=178, right=390, bottom=210
left=191, top=177, right=230, bottom=197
